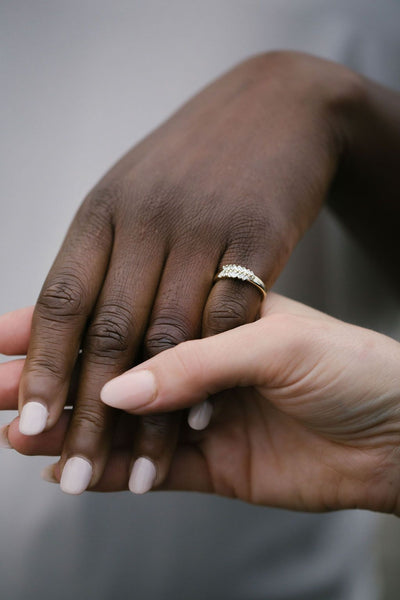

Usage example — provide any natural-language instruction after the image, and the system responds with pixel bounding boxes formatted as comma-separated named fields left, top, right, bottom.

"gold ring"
left=214, top=264, right=267, bottom=298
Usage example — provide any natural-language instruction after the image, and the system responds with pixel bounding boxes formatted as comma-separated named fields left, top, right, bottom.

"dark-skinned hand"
left=10, top=51, right=400, bottom=494
left=2, top=295, right=400, bottom=517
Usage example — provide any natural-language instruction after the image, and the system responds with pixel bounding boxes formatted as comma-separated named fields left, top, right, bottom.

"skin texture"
left=3, top=294, right=400, bottom=515
left=11, top=50, right=400, bottom=492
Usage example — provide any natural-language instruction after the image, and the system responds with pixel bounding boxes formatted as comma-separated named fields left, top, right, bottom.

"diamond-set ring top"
left=214, top=264, right=267, bottom=297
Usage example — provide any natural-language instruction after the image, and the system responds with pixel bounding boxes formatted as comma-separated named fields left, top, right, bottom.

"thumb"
left=100, top=319, right=273, bottom=415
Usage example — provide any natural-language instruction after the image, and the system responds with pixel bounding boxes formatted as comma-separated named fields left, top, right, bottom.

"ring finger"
left=126, top=245, right=219, bottom=494
left=188, top=247, right=270, bottom=430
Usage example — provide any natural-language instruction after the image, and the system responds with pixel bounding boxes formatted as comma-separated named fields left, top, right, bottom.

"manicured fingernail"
left=41, top=464, right=58, bottom=484
left=188, top=400, right=213, bottom=431
left=101, top=370, right=157, bottom=410
left=19, top=401, right=49, bottom=435
left=129, top=457, right=156, bottom=494
left=0, top=425, right=12, bottom=449
left=60, top=457, right=92, bottom=495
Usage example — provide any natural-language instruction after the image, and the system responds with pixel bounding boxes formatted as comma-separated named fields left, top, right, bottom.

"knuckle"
left=85, top=305, right=133, bottom=360
left=84, top=181, right=125, bottom=224
left=143, top=182, right=176, bottom=214
left=136, top=182, right=180, bottom=232
left=26, top=354, right=66, bottom=382
left=205, top=297, right=247, bottom=334
left=261, top=312, right=318, bottom=354
left=139, top=414, right=174, bottom=440
left=38, top=272, right=87, bottom=319
left=230, top=206, right=278, bottom=252
left=264, top=311, right=304, bottom=332
left=75, top=180, right=128, bottom=244
left=173, top=340, right=203, bottom=381
left=72, top=402, right=110, bottom=436
left=144, top=313, right=191, bottom=357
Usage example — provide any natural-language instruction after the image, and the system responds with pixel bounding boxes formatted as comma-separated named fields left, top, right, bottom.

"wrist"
left=242, top=50, right=369, bottom=177
left=246, top=51, right=366, bottom=124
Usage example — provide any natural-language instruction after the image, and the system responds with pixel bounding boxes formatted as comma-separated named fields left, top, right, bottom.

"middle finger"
left=57, top=234, right=164, bottom=494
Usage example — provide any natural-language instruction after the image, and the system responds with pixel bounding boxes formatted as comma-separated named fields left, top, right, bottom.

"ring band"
left=214, top=264, right=267, bottom=297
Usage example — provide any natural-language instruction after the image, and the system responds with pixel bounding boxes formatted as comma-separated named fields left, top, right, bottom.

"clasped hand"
left=1, top=49, right=400, bottom=513
left=2, top=293, right=400, bottom=515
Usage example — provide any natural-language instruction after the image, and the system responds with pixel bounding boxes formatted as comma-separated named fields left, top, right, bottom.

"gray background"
left=1, top=1, right=400, bottom=599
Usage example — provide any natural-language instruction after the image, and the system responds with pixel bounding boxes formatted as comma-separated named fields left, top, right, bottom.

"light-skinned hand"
left=2, top=294, right=400, bottom=515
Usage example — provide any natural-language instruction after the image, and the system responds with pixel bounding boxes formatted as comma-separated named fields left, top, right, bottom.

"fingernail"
left=19, top=401, right=49, bottom=435
left=60, top=457, right=92, bottom=495
left=0, top=425, right=12, bottom=449
left=101, top=370, right=157, bottom=410
left=41, top=464, right=58, bottom=484
left=129, top=457, right=156, bottom=494
left=188, top=400, right=213, bottom=431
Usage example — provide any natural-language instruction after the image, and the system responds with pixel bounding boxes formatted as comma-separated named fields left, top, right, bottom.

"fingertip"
left=60, top=456, right=93, bottom=495
left=19, top=401, right=49, bottom=436
left=128, top=457, right=157, bottom=494
left=188, top=400, right=213, bottom=430
left=100, top=370, right=157, bottom=412
left=0, top=425, right=12, bottom=449
left=41, top=463, right=59, bottom=484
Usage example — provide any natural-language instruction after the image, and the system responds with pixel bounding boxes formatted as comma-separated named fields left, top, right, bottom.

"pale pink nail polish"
left=188, top=400, right=213, bottom=430
left=19, top=401, right=48, bottom=435
left=101, top=370, right=157, bottom=410
left=129, top=457, right=157, bottom=494
left=60, top=457, right=92, bottom=495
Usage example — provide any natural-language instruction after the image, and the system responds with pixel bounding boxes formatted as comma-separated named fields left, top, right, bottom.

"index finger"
left=18, top=198, right=113, bottom=435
